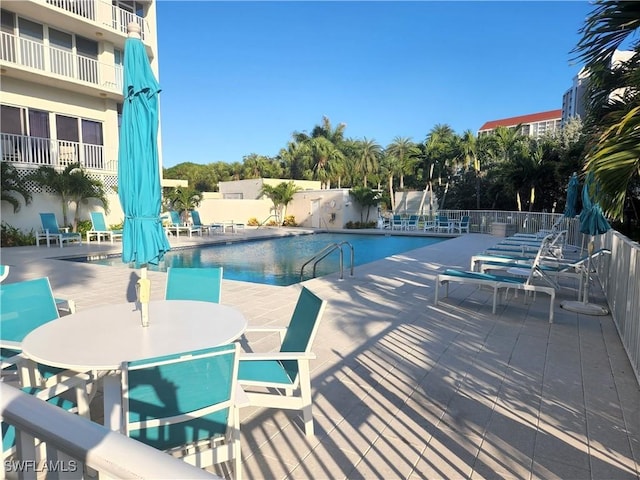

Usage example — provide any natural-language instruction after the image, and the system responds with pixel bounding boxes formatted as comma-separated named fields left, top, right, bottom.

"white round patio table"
left=22, top=300, right=247, bottom=431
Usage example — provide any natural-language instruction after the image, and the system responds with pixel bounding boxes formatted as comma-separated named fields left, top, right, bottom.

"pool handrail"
left=301, top=241, right=354, bottom=281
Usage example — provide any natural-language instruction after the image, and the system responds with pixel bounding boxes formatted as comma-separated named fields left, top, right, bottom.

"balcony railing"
left=0, top=31, right=123, bottom=94
left=45, top=0, right=149, bottom=40
left=1, top=383, right=218, bottom=480
left=1, top=132, right=117, bottom=172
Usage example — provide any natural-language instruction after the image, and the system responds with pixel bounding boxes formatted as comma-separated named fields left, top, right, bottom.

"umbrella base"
left=560, top=300, right=609, bottom=316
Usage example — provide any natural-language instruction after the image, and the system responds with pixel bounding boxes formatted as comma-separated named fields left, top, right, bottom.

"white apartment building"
left=477, top=109, right=562, bottom=139
left=1, top=0, right=159, bottom=228
left=562, top=49, right=636, bottom=123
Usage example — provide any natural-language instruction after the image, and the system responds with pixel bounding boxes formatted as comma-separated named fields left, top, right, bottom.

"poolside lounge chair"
left=121, top=343, right=243, bottom=479
left=189, top=210, right=210, bottom=235
left=165, top=267, right=223, bottom=303
left=36, top=213, right=82, bottom=248
left=238, top=286, right=327, bottom=436
left=168, top=210, right=202, bottom=238
left=0, top=265, right=8, bottom=283
left=0, top=277, right=92, bottom=412
left=435, top=236, right=556, bottom=323
left=86, top=211, right=122, bottom=244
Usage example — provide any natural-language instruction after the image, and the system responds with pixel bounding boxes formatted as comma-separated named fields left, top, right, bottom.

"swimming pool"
left=80, top=233, right=446, bottom=286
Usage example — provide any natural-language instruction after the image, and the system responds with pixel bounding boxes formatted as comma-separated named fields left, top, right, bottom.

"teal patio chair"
left=0, top=278, right=92, bottom=412
left=189, top=210, right=210, bottom=235
left=238, top=286, right=327, bottom=436
left=436, top=215, right=452, bottom=233
left=168, top=210, right=202, bottom=238
left=406, top=215, right=419, bottom=230
left=165, top=267, right=223, bottom=303
left=121, top=343, right=242, bottom=479
left=391, top=215, right=404, bottom=230
left=454, top=215, right=470, bottom=234
left=87, top=211, right=123, bottom=243
left=36, top=213, right=82, bottom=248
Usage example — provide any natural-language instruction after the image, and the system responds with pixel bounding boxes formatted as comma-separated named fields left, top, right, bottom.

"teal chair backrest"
left=169, top=210, right=182, bottom=225
left=279, top=287, right=326, bottom=381
left=39, top=213, right=61, bottom=234
left=190, top=210, right=203, bottom=227
left=0, top=278, right=59, bottom=344
left=461, top=215, right=470, bottom=225
left=165, top=267, right=223, bottom=303
left=122, top=343, right=238, bottom=450
left=90, top=211, right=108, bottom=231
left=0, top=265, right=8, bottom=283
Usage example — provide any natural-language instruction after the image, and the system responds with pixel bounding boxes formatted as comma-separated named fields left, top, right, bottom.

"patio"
left=2, top=230, right=639, bottom=479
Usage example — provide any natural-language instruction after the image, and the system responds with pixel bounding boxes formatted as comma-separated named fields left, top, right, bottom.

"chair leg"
left=298, top=362, right=314, bottom=436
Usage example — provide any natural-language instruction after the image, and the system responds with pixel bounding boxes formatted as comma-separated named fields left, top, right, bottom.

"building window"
left=18, top=17, right=44, bottom=70
left=76, top=35, right=98, bottom=83
left=49, top=28, right=73, bottom=77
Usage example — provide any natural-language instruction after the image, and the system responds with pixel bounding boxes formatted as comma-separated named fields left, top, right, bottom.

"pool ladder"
left=300, top=242, right=354, bottom=281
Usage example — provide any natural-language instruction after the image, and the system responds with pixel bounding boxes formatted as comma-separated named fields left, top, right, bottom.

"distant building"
left=478, top=110, right=562, bottom=138
left=562, top=50, right=636, bottom=124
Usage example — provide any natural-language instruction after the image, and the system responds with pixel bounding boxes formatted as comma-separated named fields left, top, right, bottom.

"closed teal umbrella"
left=561, top=171, right=610, bottom=315
left=579, top=172, right=611, bottom=235
left=563, top=172, right=579, bottom=218
left=118, top=23, right=170, bottom=325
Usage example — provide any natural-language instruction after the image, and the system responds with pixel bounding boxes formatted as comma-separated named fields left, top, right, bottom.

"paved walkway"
left=2, top=229, right=638, bottom=480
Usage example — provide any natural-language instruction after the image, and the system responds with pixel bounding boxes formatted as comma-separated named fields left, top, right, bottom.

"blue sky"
left=156, top=1, right=594, bottom=167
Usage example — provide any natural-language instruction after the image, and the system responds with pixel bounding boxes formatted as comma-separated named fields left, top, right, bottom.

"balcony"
left=0, top=31, right=123, bottom=97
left=9, top=0, right=149, bottom=43
left=1, top=133, right=117, bottom=173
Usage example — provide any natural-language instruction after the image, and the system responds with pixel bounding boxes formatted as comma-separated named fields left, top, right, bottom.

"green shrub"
left=1, top=222, right=36, bottom=247
left=283, top=215, right=297, bottom=227
left=76, top=220, right=93, bottom=237
left=345, top=221, right=376, bottom=229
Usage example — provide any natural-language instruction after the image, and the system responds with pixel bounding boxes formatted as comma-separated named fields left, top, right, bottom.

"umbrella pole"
left=560, top=237, right=609, bottom=316
left=137, top=266, right=151, bottom=326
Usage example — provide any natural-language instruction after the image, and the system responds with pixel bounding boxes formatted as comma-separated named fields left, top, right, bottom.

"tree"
left=386, top=136, right=420, bottom=190
left=1, top=162, right=32, bottom=213
left=573, top=0, right=640, bottom=220
left=28, top=163, right=108, bottom=231
left=350, top=186, right=380, bottom=223
left=354, top=138, right=382, bottom=188
left=458, top=130, right=482, bottom=209
left=260, top=181, right=300, bottom=224
left=166, top=187, right=203, bottom=222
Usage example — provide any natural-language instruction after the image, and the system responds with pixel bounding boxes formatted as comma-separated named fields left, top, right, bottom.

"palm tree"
left=260, top=181, right=300, bottom=224
left=350, top=186, right=380, bottom=223
left=27, top=163, right=108, bottom=230
left=459, top=130, right=482, bottom=209
left=1, top=162, right=32, bottom=212
left=573, top=0, right=640, bottom=220
left=355, top=138, right=381, bottom=188
left=166, top=187, right=203, bottom=222
left=386, top=136, right=420, bottom=190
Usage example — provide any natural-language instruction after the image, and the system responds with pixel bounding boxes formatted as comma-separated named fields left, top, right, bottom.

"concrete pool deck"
left=1, top=228, right=639, bottom=479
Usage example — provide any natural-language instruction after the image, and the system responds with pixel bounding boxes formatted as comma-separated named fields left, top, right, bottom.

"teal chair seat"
left=238, top=359, right=295, bottom=387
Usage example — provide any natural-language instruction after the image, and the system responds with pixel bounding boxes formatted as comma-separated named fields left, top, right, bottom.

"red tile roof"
left=478, top=109, right=562, bottom=131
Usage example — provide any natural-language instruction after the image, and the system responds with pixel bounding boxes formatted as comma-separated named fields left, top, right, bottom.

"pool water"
left=84, top=233, right=445, bottom=286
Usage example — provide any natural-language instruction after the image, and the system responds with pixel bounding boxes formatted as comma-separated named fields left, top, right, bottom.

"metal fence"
left=594, top=230, right=640, bottom=384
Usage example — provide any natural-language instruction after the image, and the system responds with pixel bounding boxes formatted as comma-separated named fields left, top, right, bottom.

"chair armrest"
left=240, top=352, right=316, bottom=361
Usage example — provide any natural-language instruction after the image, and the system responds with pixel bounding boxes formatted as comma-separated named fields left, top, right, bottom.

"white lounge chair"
left=435, top=236, right=556, bottom=323
left=86, top=211, right=122, bottom=243
left=36, top=213, right=82, bottom=248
